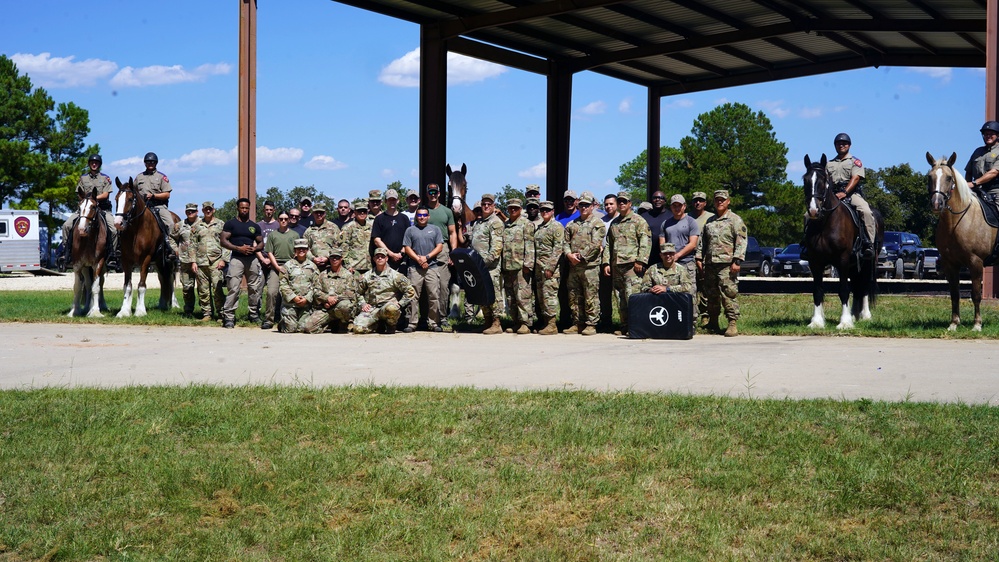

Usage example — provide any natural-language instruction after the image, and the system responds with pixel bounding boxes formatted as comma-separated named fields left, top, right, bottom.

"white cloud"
left=664, top=98, right=694, bottom=109
left=618, top=97, right=632, bottom=113
left=518, top=162, right=547, bottom=179
left=257, top=146, right=303, bottom=164
left=110, top=62, right=231, bottom=88
left=110, top=156, right=143, bottom=169
left=381, top=168, right=395, bottom=178
left=787, top=161, right=806, bottom=173
left=10, top=52, right=117, bottom=88
left=580, top=101, right=606, bottom=115
left=798, top=107, right=823, bottom=119
left=757, top=99, right=789, bottom=118
left=177, top=147, right=235, bottom=167
left=378, top=48, right=507, bottom=88
left=304, top=155, right=347, bottom=171
left=410, top=168, right=419, bottom=178
left=907, top=67, right=952, bottom=83
left=898, top=83, right=921, bottom=94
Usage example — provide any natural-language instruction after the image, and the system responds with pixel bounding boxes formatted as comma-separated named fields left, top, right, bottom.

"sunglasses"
left=314, top=211, right=326, bottom=215
left=578, top=203, right=592, bottom=208
left=278, top=217, right=289, bottom=221
left=185, top=209, right=197, bottom=213
left=416, top=213, right=429, bottom=218
left=356, top=209, right=368, bottom=214
left=652, top=196, right=666, bottom=200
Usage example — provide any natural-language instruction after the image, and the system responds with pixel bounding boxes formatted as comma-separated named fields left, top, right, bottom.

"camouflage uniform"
left=697, top=207, right=748, bottom=322
left=133, top=169, right=175, bottom=235
left=603, top=211, right=652, bottom=329
left=563, top=213, right=605, bottom=328
left=304, top=221, right=341, bottom=265
left=641, top=261, right=694, bottom=295
left=279, top=258, right=321, bottom=333
left=63, top=171, right=116, bottom=252
left=533, top=214, right=564, bottom=324
left=470, top=213, right=505, bottom=318
left=308, top=266, right=359, bottom=333
left=691, top=208, right=714, bottom=321
left=501, top=211, right=536, bottom=327
left=341, top=220, right=373, bottom=274
left=352, top=266, right=416, bottom=334
left=192, top=215, right=230, bottom=320
left=169, top=214, right=200, bottom=314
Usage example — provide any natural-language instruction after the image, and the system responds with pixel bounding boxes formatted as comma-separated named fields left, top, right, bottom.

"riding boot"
left=860, top=241, right=875, bottom=260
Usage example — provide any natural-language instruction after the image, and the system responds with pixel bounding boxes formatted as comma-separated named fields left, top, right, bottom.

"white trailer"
left=0, top=209, right=41, bottom=273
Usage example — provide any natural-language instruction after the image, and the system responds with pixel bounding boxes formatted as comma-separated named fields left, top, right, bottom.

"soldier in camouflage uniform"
left=501, top=198, right=536, bottom=334
left=279, top=239, right=321, bottom=333
left=641, top=243, right=694, bottom=295
left=341, top=202, right=373, bottom=274
left=169, top=203, right=201, bottom=315
left=192, top=201, right=230, bottom=321
left=525, top=198, right=543, bottom=227
left=533, top=200, right=564, bottom=335
left=308, top=247, right=359, bottom=333
left=563, top=193, right=605, bottom=335
left=134, top=152, right=178, bottom=263
left=602, top=191, right=652, bottom=334
left=689, top=191, right=713, bottom=324
left=470, top=192, right=505, bottom=334
left=352, top=247, right=416, bottom=334
left=62, top=154, right=119, bottom=268
left=303, top=202, right=341, bottom=270
left=695, top=190, right=748, bottom=337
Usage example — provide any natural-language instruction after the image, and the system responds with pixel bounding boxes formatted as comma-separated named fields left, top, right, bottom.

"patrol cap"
left=202, top=201, right=215, bottom=209
left=714, top=189, right=730, bottom=200
left=616, top=190, right=631, bottom=201
left=185, top=202, right=198, bottom=211
left=661, top=242, right=677, bottom=253
left=373, top=247, right=389, bottom=257
left=384, top=188, right=399, bottom=200
left=473, top=200, right=482, bottom=210
left=638, top=201, right=653, bottom=212
left=368, top=189, right=382, bottom=200
left=525, top=198, right=540, bottom=208
left=329, top=246, right=344, bottom=257
left=406, top=189, right=420, bottom=200
left=481, top=193, right=496, bottom=203
left=563, top=189, right=578, bottom=200
left=507, top=198, right=523, bottom=208
left=293, top=238, right=309, bottom=249
left=539, top=200, right=555, bottom=210
left=581, top=190, right=596, bottom=201
left=525, top=184, right=541, bottom=195
left=670, top=194, right=686, bottom=205
left=354, top=201, right=368, bottom=211
left=692, top=191, right=708, bottom=201
left=312, top=202, right=327, bottom=213
left=300, top=197, right=312, bottom=205
left=578, top=193, right=596, bottom=205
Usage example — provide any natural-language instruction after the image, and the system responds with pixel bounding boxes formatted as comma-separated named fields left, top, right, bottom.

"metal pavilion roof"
left=332, top=0, right=988, bottom=94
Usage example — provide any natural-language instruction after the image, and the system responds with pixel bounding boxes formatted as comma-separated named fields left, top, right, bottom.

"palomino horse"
left=67, top=187, right=109, bottom=317
left=113, top=177, right=179, bottom=317
left=445, top=163, right=477, bottom=246
left=926, top=152, right=997, bottom=331
left=802, top=154, right=884, bottom=329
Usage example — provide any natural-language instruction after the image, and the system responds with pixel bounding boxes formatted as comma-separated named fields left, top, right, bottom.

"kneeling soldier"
left=352, top=247, right=417, bottom=334
left=279, top=238, right=321, bottom=333
left=307, top=247, right=358, bottom=333
left=641, top=243, right=694, bottom=295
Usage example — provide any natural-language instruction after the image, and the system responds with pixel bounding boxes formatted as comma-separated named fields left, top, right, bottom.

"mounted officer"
left=134, top=151, right=178, bottom=264
left=965, top=120, right=999, bottom=201
left=62, top=154, right=120, bottom=270
left=827, top=133, right=876, bottom=259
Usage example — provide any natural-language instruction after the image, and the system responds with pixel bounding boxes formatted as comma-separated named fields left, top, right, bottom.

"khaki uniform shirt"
left=133, top=170, right=172, bottom=198
left=965, top=144, right=999, bottom=192
left=827, top=152, right=865, bottom=190
left=76, top=172, right=113, bottom=200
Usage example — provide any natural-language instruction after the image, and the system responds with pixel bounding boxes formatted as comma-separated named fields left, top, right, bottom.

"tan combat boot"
left=538, top=318, right=558, bottom=335
left=580, top=325, right=597, bottom=336
left=482, top=313, right=503, bottom=335
left=516, top=323, right=530, bottom=335
left=724, top=320, right=738, bottom=337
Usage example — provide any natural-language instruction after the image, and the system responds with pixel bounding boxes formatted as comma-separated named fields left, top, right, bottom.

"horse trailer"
left=0, top=209, right=41, bottom=273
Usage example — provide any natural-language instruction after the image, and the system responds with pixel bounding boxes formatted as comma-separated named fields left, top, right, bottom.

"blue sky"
left=2, top=0, right=990, bottom=209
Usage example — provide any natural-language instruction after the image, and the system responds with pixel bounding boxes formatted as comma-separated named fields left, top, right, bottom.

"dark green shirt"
left=265, top=228, right=298, bottom=264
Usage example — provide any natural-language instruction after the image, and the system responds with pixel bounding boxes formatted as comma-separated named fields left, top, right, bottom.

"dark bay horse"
left=67, top=187, right=109, bottom=317
left=113, top=177, right=179, bottom=317
left=445, top=163, right=477, bottom=246
left=926, top=152, right=997, bottom=331
left=802, top=154, right=884, bottom=329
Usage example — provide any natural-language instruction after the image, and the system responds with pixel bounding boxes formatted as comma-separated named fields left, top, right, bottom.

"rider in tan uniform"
left=826, top=133, right=876, bottom=259
left=134, top=151, right=178, bottom=263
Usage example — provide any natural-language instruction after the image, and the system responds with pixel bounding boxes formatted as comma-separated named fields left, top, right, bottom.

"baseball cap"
left=329, top=246, right=344, bottom=257
left=300, top=197, right=312, bottom=205
left=312, top=203, right=327, bottom=213
left=563, top=190, right=578, bottom=200
left=525, top=184, right=541, bottom=195
left=384, top=188, right=399, bottom=200
left=670, top=194, right=685, bottom=205
left=525, top=198, right=540, bottom=208
left=578, top=193, right=596, bottom=205
left=202, top=201, right=215, bottom=209
left=616, top=191, right=631, bottom=201
left=373, top=247, right=389, bottom=257
left=539, top=200, right=555, bottom=210
left=481, top=193, right=495, bottom=203
left=406, top=190, right=420, bottom=199
left=354, top=202, right=368, bottom=211
left=507, top=198, right=522, bottom=208
left=368, top=189, right=382, bottom=200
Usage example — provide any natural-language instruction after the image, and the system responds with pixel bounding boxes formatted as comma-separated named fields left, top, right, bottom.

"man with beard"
left=642, top=190, right=670, bottom=267
left=220, top=198, right=264, bottom=328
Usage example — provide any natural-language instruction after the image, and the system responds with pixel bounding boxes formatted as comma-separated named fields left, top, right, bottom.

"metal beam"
left=547, top=61, right=572, bottom=210
left=647, top=86, right=661, bottom=201
left=986, top=0, right=998, bottom=298
left=419, top=26, right=448, bottom=194
left=438, top=0, right=629, bottom=39
left=448, top=36, right=548, bottom=75
left=238, top=0, right=257, bottom=219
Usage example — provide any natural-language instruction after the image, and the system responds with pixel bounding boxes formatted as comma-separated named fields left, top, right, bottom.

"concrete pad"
left=1, top=323, right=996, bottom=405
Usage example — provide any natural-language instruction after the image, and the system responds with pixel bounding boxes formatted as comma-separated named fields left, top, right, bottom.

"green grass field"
left=4, top=287, right=999, bottom=338
left=0, top=386, right=996, bottom=561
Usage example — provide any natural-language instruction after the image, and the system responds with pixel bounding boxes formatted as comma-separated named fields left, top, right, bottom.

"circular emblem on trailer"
left=14, top=216, right=30, bottom=237
left=649, top=305, right=668, bottom=326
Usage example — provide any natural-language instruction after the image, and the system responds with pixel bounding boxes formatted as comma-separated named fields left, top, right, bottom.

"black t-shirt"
left=223, top=217, right=261, bottom=249
left=643, top=208, right=669, bottom=266
left=371, top=211, right=411, bottom=252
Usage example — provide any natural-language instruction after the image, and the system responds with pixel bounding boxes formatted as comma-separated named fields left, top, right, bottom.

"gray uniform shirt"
left=403, top=223, right=443, bottom=263
left=660, top=215, right=700, bottom=264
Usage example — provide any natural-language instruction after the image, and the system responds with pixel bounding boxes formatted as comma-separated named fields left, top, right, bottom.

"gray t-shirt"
left=660, top=215, right=700, bottom=264
left=403, top=223, right=444, bottom=264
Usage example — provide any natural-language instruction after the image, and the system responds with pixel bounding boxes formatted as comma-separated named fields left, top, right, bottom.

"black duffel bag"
left=451, top=248, right=496, bottom=306
left=627, top=292, right=695, bottom=340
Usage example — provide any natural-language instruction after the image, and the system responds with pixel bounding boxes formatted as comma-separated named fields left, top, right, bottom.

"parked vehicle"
left=773, top=244, right=811, bottom=277
left=915, top=247, right=939, bottom=279
left=878, top=231, right=922, bottom=279
left=0, top=209, right=41, bottom=273
left=740, top=236, right=778, bottom=276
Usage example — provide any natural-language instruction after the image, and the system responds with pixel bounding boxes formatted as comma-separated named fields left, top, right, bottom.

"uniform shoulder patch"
left=161, top=175, right=169, bottom=182
left=853, top=158, right=863, bottom=167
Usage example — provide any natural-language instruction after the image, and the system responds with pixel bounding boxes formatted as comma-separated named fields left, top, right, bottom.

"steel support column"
left=238, top=0, right=257, bottom=219
left=647, top=86, right=662, bottom=200
left=986, top=0, right=998, bottom=297
left=547, top=61, right=572, bottom=209
left=419, top=26, right=447, bottom=194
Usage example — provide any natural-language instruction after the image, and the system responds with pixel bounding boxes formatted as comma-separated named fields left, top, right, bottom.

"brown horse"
left=802, top=154, right=884, bottom=329
left=67, top=187, right=109, bottom=317
left=445, top=163, right=476, bottom=247
left=113, top=177, right=179, bottom=317
left=926, top=152, right=997, bottom=331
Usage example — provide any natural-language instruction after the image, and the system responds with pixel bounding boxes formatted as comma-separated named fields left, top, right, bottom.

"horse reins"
left=930, top=165, right=973, bottom=219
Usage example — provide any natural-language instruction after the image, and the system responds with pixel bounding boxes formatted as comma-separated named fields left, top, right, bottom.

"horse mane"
left=950, top=163, right=973, bottom=202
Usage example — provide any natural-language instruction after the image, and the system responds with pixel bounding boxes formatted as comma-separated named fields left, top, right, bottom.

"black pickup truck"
left=878, top=231, right=922, bottom=279
left=740, top=236, right=780, bottom=277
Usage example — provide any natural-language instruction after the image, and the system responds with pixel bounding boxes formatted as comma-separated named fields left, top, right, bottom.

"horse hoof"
left=836, top=322, right=854, bottom=330
left=947, top=324, right=958, bottom=332
left=116, top=310, right=131, bottom=318
left=973, top=324, right=982, bottom=332
left=808, top=321, right=824, bottom=329
left=88, top=311, right=104, bottom=318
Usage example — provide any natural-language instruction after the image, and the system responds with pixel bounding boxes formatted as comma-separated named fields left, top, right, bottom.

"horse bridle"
left=114, top=184, right=145, bottom=229
left=804, top=166, right=844, bottom=217
left=928, top=163, right=972, bottom=218
left=77, top=195, right=99, bottom=235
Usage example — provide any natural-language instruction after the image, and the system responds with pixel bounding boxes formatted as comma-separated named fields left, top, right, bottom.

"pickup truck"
left=878, top=231, right=922, bottom=279
left=740, top=236, right=779, bottom=277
